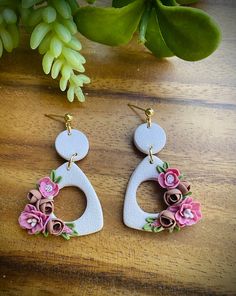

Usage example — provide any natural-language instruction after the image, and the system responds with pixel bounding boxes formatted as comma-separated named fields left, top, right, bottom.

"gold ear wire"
left=127, top=104, right=154, bottom=128
left=45, top=113, right=73, bottom=135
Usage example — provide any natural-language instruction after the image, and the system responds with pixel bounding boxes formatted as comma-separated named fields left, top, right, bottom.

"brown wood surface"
left=0, top=1, right=236, bottom=295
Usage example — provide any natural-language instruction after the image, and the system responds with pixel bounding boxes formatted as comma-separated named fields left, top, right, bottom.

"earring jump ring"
left=67, top=153, right=78, bottom=171
left=148, top=146, right=154, bottom=164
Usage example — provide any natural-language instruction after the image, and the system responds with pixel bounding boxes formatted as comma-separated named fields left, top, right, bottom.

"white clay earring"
left=18, top=113, right=103, bottom=239
left=124, top=104, right=202, bottom=234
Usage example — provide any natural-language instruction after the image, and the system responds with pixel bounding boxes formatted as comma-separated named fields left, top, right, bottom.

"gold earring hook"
left=45, top=113, right=73, bottom=135
left=128, top=104, right=154, bottom=128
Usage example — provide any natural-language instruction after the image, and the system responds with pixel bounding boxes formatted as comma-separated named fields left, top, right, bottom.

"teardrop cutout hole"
left=137, top=181, right=166, bottom=213
left=53, top=186, right=87, bottom=221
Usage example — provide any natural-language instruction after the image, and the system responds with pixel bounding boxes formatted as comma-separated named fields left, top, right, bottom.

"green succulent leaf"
left=161, top=0, right=178, bottom=6
left=66, top=0, right=80, bottom=15
left=74, top=0, right=145, bottom=46
left=112, top=0, right=135, bottom=8
left=22, top=0, right=42, bottom=9
left=86, top=0, right=96, bottom=4
left=139, top=0, right=152, bottom=43
left=155, top=0, right=221, bottom=61
left=176, top=0, right=198, bottom=4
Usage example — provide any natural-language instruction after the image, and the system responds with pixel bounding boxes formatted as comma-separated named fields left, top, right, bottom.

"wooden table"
left=0, top=1, right=235, bottom=295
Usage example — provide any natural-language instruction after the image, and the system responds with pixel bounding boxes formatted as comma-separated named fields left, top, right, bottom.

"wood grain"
left=0, top=1, right=236, bottom=295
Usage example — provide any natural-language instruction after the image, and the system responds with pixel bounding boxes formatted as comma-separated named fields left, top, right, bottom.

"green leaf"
left=61, top=233, right=70, bottom=240
left=112, top=0, right=135, bottom=8
left=139, top=1, right=152, bottom=43
left=65, top=223, right=75, bottom=228
left=146, top=217, right=155, bottom=223
left=155, top=0, right=221, bottom=61
left=153, top=226, right=163, bottom=232
left=22, top=0, right=42, bottom=8
left=156, top=165, right=165, bottom=173
left=176, top=0, right=198, bottom=4
left=50, top=170, right=56, bottom=182
left=184, top=191, right=192, bottom=197
left=54, top=176, right=62, bottom=184
left=67, top=0, right=80, bottom=15
left=161, top=0, right=178, bottom=5
left=86, top=0, right=96, bottom=4
left=143, top=223, right=153, bottom=231
left=163, top=161, right=169, bottom=170
left=174, top=224, right=181, bottom=231
left=72, top=230, right=79, bottom=236
left=43, top=231, right=49, bottom=237
left=74, top=0, right=145, bottom=46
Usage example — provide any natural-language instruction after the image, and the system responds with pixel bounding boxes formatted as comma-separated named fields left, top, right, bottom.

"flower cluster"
left=143, top=162, right=202, bottom=233
left=18, top=170, right=78, bottom=240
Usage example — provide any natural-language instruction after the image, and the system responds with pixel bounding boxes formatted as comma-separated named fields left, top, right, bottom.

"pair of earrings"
left=18, top=105, right=202, bottom=240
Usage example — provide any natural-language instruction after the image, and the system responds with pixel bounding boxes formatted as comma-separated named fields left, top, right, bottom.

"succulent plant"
left=0, top=0, right=221, bottom=102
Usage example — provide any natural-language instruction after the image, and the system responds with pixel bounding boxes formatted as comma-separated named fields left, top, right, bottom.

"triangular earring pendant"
left=18, top=114, right=103, bottom=240
left=124, top=105, right=202, bottom=234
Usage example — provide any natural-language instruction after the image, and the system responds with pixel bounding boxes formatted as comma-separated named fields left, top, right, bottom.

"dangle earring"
left=18, top=113, right=103, bottom=239
left=123, top=104, right=202, bottom=234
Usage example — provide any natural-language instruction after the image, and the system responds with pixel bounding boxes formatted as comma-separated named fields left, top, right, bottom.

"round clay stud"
left=134, top=123, right=166, bottom=154
left=55, top=129, right=89, bottom=161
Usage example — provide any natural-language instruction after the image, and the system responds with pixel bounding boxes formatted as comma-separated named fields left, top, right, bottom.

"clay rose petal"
left=158, top=172, right=166, bottom=188
left=164, top=188, right=183, bottom=206
left=27, top=189, right=42, bottom=204
left=159, top=210, right=176, bottom=229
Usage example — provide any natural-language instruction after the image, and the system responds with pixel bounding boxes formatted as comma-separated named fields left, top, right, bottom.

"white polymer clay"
left=55, top=129, right=89, bottom=161
left=53, top=129, right=103, bottom=236
left=134, top=123, right=166, bottom=154
left=52, top=163, right=103, bottom=236
left=124, top=122, right=167, bottom=231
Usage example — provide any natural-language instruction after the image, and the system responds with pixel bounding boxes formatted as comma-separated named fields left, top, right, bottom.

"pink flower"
left=158, top=168, right=180, bottom=189
left=169, top=197, right=202, bottom=227
left=38, top=177, right=59, bottom=198
left=46, top=218, right=65, bottom=236
left=63, top=225, right=73, bottom=235
left=151, top=219, right=161, bottom=228
left=27, top=189, right=42, bottom=204
left=158, top=210, right=176, bottom=229
left=18, top=204, right=48, bottom=234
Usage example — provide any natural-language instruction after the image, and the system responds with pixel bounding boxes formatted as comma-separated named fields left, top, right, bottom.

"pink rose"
left=18, top=204, right=48, bottom=234
left=158, top=210, right=176, bottom=229
left=158, top=168, right=180, bottom=189
left=38, top=177, right=59, bottom=198
left=169, top=197, right=202, bottom=227
left=27, top=189, right=42, bottom=204
left=36, top=198, right=54, bottom=216
left=178, top=181, right=191, bottom=195
left=63, top=225, right=73, bottom=235
left=46, top=218, right=65, bottom=236
left=163, top=188, right=183, bottom=206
